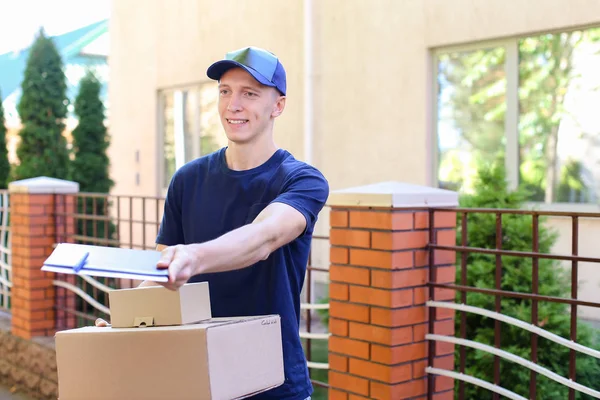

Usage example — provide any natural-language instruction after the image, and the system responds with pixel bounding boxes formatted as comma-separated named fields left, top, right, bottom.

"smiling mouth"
left=226, top=119, right=249, bottom=125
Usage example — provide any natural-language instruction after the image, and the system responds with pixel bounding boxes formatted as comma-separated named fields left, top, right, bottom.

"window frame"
left=429, top=25, right=600, bottom=211
left=156, top=80, right=220, bottom=197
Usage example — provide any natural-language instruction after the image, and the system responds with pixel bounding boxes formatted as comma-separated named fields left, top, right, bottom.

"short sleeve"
left=271, top=166, right=330, bottom=236
left=156, top=171, right=185, bottom=246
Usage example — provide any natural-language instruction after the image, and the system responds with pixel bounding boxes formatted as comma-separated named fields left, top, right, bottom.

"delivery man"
left=97, top=46, right=328, bottom=400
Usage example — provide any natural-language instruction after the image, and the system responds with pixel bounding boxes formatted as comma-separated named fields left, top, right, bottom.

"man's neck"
left=225, top=139, right=278, bottom=171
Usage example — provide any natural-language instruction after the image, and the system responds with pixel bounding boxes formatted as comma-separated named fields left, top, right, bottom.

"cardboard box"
left=108, top=282, right=212, bottom=328
left=55, top=315, right=285, bottom=400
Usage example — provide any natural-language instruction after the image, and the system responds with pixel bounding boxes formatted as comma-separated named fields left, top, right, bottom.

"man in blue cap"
left=152, top=47, right=327, bottom=399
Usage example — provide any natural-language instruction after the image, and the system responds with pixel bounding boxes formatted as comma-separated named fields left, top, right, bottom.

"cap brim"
left=207, top=60, right=276, bottom=89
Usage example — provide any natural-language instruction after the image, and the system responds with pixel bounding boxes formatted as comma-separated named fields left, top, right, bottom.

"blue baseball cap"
left=207, top=46, right=287, bottom=96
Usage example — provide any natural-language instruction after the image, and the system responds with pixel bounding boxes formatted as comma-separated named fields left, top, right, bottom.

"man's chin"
left=224, top=132, right=254, bottom=145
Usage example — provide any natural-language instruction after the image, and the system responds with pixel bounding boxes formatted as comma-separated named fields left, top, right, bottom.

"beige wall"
left=548, top=216, right=600, bottom=321
left=108, top=0, right=600, bottom=195
left=317, top=0, right=600, bottom=190
left=108, top=0, right=160, bottom=196
left=108, top=0, right=600, bottom=315
left=108, top=0, right=306, bottom=197
left=424, top=0, right=600, bottom=48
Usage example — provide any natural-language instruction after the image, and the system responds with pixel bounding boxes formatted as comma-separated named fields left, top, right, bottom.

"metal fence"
left=10, top=187, right=600, bottom=397
left=0, top=190, right=10, bottom=312
left=51, top=192, right=332, bottom=394
left=426, top=207, right=600, bottom=400
left=304, top=233, right=330, bottom=392
left=53, top=192, right=164, bottom=329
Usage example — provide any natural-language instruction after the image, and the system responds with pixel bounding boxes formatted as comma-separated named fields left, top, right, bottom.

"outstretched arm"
left=156, top=202, right=307, bottom=289
left=154, top=165, right=329, bottom=291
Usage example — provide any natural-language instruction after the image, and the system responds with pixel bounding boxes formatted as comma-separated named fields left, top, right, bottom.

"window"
left=434, top=27, right=600, bottom=204
left=159, top=82, right=225, bottom=191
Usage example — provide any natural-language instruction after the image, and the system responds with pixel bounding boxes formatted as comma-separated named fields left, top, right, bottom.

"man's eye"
left=245, top=92, right=257, bottom=97
left=220, top=90, right=229, bottom=95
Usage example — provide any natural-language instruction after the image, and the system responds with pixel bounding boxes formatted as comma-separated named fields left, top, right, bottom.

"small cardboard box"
left=55, top=315, right=285, bottom=400
left=108, top=282, right=212, bottom=328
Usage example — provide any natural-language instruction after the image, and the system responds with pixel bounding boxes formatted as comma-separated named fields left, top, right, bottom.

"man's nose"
left=227, top=94, right=243, bottom=112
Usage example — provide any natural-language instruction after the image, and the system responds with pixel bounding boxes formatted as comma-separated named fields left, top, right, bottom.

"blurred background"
left=1, top=1, right=600, bottom=399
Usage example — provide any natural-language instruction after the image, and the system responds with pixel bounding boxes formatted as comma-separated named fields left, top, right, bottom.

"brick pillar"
left=9, top=177, right=79, bottom=339
left=327, top=182, right=458, bottom=400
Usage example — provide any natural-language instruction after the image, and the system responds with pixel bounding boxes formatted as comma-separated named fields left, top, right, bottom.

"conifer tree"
left=0, top=91, right=10, bottom=188
left=71, top=70, right=115, bottom=242
left=14, top=28, right=70, bottom=180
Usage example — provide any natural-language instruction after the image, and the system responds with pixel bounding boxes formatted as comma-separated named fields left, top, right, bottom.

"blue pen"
left=73, top=252, right=90, bottom=273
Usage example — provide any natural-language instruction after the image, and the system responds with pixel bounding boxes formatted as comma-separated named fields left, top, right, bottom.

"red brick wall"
left=10, top=193, right=76, bottom=339
left=328, top=207, right=457, bottom=400
left=53, top=194, right=77, bottom=331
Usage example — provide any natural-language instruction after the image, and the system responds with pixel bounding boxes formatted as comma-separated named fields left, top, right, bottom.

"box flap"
left=179, top=282, right=212, bottom=324
left=206, top=315, right=285, bottom=399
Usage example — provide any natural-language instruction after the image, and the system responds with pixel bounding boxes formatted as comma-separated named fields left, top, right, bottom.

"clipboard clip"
left=73, top=251, right=90, bottom=273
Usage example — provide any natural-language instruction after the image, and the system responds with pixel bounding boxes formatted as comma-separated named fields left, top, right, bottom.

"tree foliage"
left=455, top=161, right=600, bottom=399
left=0, top=91, right=10, bottom=189
left=438, top=28, right=600, bottom=203
left=71, top=70, right=115, bottom=242
left=71, top=70, right=112, bottom=193
left=14, top=28, right=70, bottom=180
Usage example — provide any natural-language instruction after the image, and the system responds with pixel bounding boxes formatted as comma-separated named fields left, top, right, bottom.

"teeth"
left=228, top=119, right=247, bottom=124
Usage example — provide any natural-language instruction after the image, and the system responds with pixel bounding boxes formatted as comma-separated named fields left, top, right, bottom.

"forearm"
left=190, top=221, right=277, bottom=274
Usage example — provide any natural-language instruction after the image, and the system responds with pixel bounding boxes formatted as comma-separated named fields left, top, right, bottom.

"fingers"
left=159, top=273, right=188, bottom=291
left=155, top=245, right=194, bottom=290
left=167, top=256, right=186, bottom=285
left=156, top=246, right=176, bottom=269
left=95, top=318, right=108, bottom=327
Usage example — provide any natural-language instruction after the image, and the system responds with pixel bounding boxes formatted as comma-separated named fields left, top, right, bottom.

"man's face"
left=217, top=68, right=285, bottom=144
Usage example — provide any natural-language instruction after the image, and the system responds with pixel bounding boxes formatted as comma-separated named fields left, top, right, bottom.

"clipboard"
left=42, top=243, right=169, bottom=282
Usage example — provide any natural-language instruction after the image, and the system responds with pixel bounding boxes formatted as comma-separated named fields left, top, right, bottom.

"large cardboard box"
left=55, top=315, right=285, bottom=400
left=108, top=282, right=212, bottom=328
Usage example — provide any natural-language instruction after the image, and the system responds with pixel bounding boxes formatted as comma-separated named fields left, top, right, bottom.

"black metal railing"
left=427, top=207, right=600, bottom=400
left=53, top=192, right=164, bottom=330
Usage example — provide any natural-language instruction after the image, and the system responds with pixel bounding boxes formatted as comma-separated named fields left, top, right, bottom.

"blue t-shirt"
left=156, top=147, right=329, bottom=400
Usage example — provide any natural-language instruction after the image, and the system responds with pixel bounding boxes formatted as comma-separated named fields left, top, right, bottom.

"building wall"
left=108, top=0, right=306, bottom=197
left=316, top=0, right=600, bottom=190
left=108, top=0, right=600, bottom=194
left=107, top=0, right=159, bottom=196
left=548, top=216, right=600, bottom=321
left=108, top=0, right=600, bottom=318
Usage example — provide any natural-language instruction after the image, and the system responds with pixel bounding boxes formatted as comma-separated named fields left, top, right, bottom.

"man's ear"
left=271, top=95, right=286, bottom=118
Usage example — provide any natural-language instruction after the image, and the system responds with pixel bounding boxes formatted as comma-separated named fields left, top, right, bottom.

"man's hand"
left=156, top=245, right=200, bottom=290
